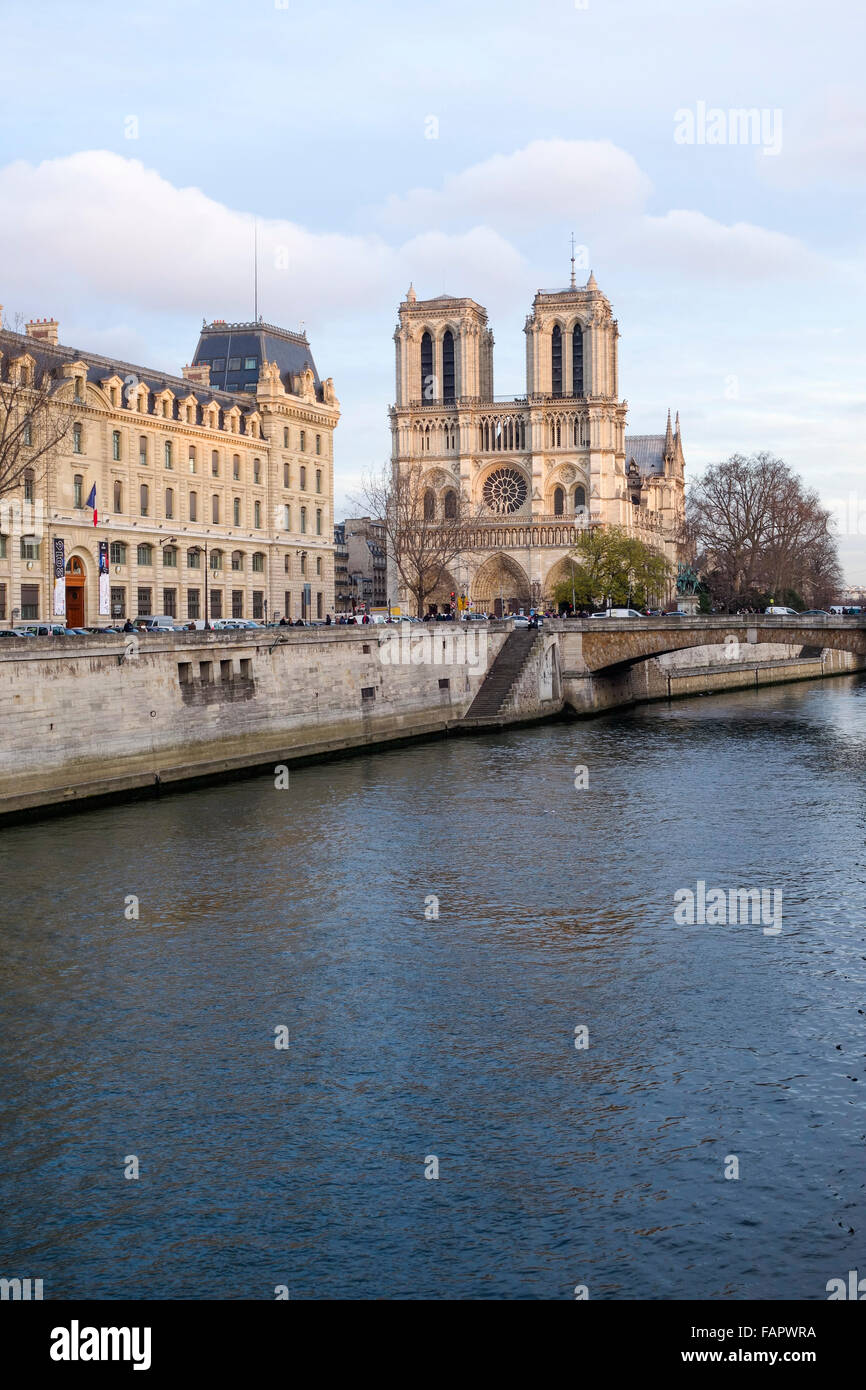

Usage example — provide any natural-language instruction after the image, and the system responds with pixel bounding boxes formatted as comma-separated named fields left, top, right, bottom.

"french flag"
left=86, top=483, right=98, bottom=526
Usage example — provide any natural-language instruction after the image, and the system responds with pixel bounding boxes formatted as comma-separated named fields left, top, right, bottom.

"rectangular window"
left=187, top=588, right=201, bottom=620
left=137, top=587, right=152, bottom=616
left=110, top=586, right=126, bottom=617
left=187, top=548, right=200, bottom=569
left=162, top=547, right=177, bottom=567
left=252, top=553, right=264, bottom=573
left=228, top=357, right=241, bottom=372
left=240, top=658, right=252, bottom=680
left=244, top=356, right=258, bottom=370
left=252, top=590, right=264, bottom=619
left=315, top=435, right=321, bottom=455
left=254, top=501, right=262, bottom=528
left=73, top=424, right=83, bottom=454
left=0, top=583, right=6, bottom=620
left=137, top=545, right=153, bottom=566
left=283, top=463, right=290, bottom=488
left=284, top=589, right=291, bottom=617
left=212, top=358, right=225, bottom=372
left=73, top=477, right=83, bottom=508
left=361, top=687, right=375, bottom=701
left=178, top=661, right=192, bottom=685
left=110, top=542, right=127, bottom=564
left=299, top=466, right=306, bottom=490
left=20, top=584, right=39, bottom=619
left=220, top=659, right=233, bottom=682
left=20, top=539, right=41, bottom=560
left=112, top=430, right=121, bottom=461
left=200, top=661, right=212, bottom=684
left=316, top=591, right=323, bottom=619
left=163, top=587, right=177, bottom=618
left=232, top=590, right=244, bottom=618
left=299, top=430, right=306, bottom=452
left=210, top=589, right=222, bottom=619
left=189, top=493, right=198, bottom=522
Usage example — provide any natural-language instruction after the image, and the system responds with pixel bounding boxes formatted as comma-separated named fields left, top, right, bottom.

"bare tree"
left=0, top=331, right=71, bottom=503
left=355, top=461, right=485, bottom=617
left=688, top=452, right=841, bottom=608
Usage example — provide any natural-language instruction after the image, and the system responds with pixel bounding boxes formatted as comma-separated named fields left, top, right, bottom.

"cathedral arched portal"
left=471, top=553, right=530, bottom=618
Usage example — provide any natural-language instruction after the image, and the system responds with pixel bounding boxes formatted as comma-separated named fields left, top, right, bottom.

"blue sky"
left=2, top=0, right=865, bottom=575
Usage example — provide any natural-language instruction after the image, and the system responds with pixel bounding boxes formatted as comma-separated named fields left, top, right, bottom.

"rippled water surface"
left=2, top=676, right=866, bottom=1299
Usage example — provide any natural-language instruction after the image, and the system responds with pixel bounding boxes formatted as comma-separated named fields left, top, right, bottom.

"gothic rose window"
left=483, top=467, right=528, bottom=514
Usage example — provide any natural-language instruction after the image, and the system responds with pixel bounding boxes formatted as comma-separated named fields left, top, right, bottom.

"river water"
left=1, top=676, right=865, bottom=1300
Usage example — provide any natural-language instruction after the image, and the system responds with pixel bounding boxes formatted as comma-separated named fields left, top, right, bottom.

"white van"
left=764, top=606, right=799, bottom=617
left=589, top=608, right=645, bottom=619
left=133, top=615, right=177, bottom=632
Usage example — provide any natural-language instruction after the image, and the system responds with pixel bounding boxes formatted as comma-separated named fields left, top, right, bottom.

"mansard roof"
left=191, top=319, right=320, bottom=397
left=0, top=326, right=248, bottom=411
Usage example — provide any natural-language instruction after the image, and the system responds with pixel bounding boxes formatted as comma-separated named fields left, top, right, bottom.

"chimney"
left=182, top=363, right=212, bottom=386
left=26, top=317, right=59, bottom=345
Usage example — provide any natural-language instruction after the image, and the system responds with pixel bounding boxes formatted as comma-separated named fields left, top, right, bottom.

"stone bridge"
left=555, top=615, right=866, bottom=675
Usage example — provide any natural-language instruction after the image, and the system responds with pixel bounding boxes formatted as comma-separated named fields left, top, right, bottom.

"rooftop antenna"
left=570, top=232, right=576, bottom=289
left=253, top=220, right=259, bottom=322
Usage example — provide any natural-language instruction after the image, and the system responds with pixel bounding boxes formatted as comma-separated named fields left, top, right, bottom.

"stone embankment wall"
left=0, top=625, right=508, bottom=818
left=1, top=620, right=863, bottom=821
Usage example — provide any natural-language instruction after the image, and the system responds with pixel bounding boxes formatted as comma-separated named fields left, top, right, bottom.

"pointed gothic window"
left=551, top=324, right=562, bottom=396
left=553, top=486, right=564, bottom=516
left=423, top=489, right=435, bottom=520
left=572, top=324, right=584, bottom=395
left=421, top=331, right=434, bottom=401
left=443, top=489, right=457, bottom=519
left=442, top=330, right=455, bottom=403
left=574, top=484, right=586, bottom=512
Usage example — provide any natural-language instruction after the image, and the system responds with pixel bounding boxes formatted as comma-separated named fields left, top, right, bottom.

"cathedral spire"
left=570, top=233, right=576, bottom=289
left=664, top=408, right=674, bottom=457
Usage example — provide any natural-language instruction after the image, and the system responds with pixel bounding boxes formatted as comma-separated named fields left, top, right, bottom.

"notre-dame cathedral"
left=388, top=272, right=685, bottom=613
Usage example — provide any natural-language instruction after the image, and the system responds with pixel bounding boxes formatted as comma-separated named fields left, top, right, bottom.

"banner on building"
left=52, top=537, right=65, bottom=617
left=98, top=540, right=110, bottom=614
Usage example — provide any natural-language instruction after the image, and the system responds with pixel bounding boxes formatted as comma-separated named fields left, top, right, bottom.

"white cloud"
left=627, top=209, right=818, bottom=279
left=376, top=139, right=652, bottom=232
left=0, top=150, right=523, bottom=330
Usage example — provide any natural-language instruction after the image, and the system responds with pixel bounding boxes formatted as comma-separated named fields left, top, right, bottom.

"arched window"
left=165, top=487, right=174, bottom=518
left=210, top=549, right=223, bottom=571
left=231, top=550, right=244, bottom=571
left=442, top=330, right=455, bottom=402
left=113, top=480, right=123, bottom=512
left=212, top=494, right=220, bottom=523
left=572, top=324, right=584, bottom=395
left=574, top=484, right=586, bottom=512
left=23, top=468, right=34, bottom=502
left=140, top=483, right=149, bottom=516
left=189, top=491, right=198, bottom=521
left=420, top=331, right=434, bottom=400
left=423, top=489, right=436, bottom=520
left=443, top=489, right=457, bottom=519
left=553, top=486, right=564, bottom=516
left=551, top=324, right=562, bottom=396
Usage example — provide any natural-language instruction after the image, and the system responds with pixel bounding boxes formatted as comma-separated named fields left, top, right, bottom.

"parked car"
left=0, top=628, right=31, bottom=638
left=764, top=606, right=800, bottom=616
left=800, top=609, right=829, bottom=617
left=21, top=623, right=69, bottom=636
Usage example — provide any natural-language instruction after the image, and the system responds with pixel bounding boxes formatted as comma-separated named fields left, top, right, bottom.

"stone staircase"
left=463, top=629, right=540, bottom=722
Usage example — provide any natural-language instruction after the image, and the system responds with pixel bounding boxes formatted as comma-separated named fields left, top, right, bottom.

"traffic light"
left=450, top=591, right=456, bottom=601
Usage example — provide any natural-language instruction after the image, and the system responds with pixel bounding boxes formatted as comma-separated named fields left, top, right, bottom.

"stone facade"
left=0, top=314, right=339, bottom=628
left=389, top=275, right=685, bottom=613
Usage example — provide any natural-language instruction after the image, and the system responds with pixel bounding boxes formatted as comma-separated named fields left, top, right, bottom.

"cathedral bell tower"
left=393, top=287, right=493, bottom=407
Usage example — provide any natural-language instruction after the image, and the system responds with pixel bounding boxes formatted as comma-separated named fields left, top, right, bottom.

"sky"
left=1, top=0, right=865, bottom=576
